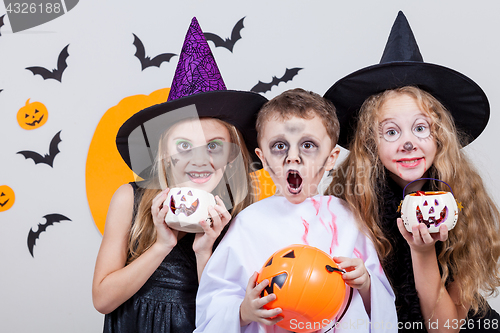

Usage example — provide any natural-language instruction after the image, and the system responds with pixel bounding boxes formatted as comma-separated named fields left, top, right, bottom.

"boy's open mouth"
left=287, top=170, right=303, bottom=195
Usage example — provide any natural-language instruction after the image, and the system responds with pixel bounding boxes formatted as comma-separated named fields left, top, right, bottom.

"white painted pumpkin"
left=164, top=187, right=216, bottom=233
left=401, top=191, right=458, bottom=233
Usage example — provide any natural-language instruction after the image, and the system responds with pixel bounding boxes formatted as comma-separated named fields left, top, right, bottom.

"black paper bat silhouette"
left=204, top=16, right=245, bottom=52
left=0, top=15, right=5, bottom=36
left=251, top=67, right=303, bottom=94
left=26, top=44, right=69, bottom=82
left=17, top=130, right=62, bottom=167
left=27, top=213, right=72, bottom=257
left=133, top=34, right=176, bottom=70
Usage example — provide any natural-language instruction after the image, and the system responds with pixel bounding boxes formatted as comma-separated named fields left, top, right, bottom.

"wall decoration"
left=204, top=16, right=245, bottom=52
left=250, top=67, right=303, bottom=93
left=17, top=131, right=62, bottom=167
left=132, top=34, right=177, bottom=70
left=0, top=14, right=4, bottom=36
left=25, top=44, right=69, bottom=82
left=0, top=185, right=15, bottom=212
left=27, top=213, right=72, bottom=257
left=86, top=88, right=170, bottom=234
left=16, top=99, right=48, bottom=130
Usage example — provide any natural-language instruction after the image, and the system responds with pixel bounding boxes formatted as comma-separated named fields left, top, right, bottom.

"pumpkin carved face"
left=164, top=187, right=215, bottom=233
left=401, top=191, right=458, bottom=233
left=0, top=185, right=15, bottom=212
left=257, top=245, right=346, bottom=333
left=17, top=99, right=48, bottom=130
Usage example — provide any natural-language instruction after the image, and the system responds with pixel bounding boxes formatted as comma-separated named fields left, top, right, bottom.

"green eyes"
left=176, top=140, right=224, bottom=152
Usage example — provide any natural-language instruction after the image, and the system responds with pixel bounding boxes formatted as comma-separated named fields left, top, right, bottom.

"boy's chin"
left=282, top=188, right=310, bottom=205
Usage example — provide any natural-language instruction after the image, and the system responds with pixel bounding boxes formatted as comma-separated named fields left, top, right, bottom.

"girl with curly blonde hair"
left=324, top=11, right=500, bottom=333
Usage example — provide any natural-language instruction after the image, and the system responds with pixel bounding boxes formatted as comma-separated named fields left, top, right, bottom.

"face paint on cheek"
left=265, top=158, right=277, bottom=176
left=171, top=157, right=179, bottom=166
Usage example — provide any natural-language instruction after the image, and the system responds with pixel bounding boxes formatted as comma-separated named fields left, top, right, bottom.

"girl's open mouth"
left=287, top=170, right=303, bottom=195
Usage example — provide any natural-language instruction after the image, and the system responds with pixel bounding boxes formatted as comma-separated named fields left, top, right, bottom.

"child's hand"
left=240, top=272, right=283, bottom=327
left=151, top=188, right=178, bottom=249
left=193, top=196, right=231, bottom=255
left=397, top=218, right=448, bottom=254
left=333, top=256, right=371, bottom=293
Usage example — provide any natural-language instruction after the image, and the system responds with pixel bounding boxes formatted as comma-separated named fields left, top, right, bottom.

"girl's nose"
left=403, top=141, right=414, bottom=152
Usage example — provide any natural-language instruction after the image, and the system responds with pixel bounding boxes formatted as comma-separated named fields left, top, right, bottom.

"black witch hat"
left=324, top=11, right=490, bottom=148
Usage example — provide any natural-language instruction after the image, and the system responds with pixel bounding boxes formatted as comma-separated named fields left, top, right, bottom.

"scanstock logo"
left=3, top=0, right=79, bottom=33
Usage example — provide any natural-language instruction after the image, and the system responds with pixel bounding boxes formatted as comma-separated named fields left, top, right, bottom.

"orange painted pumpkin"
left=17, top=99, right=48, bottom=130
left=257, top=244, right=346, bottom=333
left=0, top=185, right=15, bottom=212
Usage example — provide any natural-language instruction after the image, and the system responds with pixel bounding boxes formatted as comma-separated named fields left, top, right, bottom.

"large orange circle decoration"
left=86, top=88, right=170, bottom=234
left=17, top=99, right=48, bottom=130
left=0, top=185, right=15, bottom=212
left=257, top=244, right=346, bottom=333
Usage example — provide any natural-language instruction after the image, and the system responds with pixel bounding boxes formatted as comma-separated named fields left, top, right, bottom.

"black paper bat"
left=250, top=67, right=303, bottom=94
left=26, top=44, right=69, bottom=82
left=0, top=15, right=5, bottom=37
left=27, top=213, right=72, bottom=257
left=133, top=34, right=176, bottom=70
left=17, top=130, right=62, bottom=167
left=204, top=16, right=245, bottom=52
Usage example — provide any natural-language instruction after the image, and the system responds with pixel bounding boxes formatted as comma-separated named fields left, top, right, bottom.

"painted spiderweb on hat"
left=167, top=17, right=226, bottom=102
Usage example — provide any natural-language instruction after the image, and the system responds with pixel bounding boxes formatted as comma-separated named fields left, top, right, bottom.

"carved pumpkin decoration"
left=257, top=245, right=346, bottom=333
left=400, top=179, right=459, bottom=233
left=0, top=185, right=15, bottom=212
left=17, top=99, right=48, bottom=130
left=164, top=187, right=216, bottom=233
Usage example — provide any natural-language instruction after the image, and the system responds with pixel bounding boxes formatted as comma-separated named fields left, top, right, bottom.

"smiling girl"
left=91, top=17, right=267, bottom=333
left=324, top=12, right=500, bottom=333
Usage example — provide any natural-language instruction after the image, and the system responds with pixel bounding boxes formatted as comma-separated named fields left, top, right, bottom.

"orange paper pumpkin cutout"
left=257, top=244, right=346, bottom=332
left=86, top=88, right=170, bottom=234
left=17, top=99, right=48, bottom=130
left=0, top=185, right=15, bottom=212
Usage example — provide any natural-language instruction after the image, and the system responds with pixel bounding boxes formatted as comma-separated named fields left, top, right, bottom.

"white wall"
left=1, top=1, right=499, bottom=331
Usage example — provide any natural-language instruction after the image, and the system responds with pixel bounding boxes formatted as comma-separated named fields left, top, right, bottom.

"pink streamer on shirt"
left=301, top=218, right=310, bottom=245
left=310, top=197, right=321, bottom=215
left=353, top=248, right=363, bottom=260
left=325, top=197, right=339, bottom=250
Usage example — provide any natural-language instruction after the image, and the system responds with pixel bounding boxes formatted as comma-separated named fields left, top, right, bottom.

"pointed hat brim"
left=324, top=12, right=490, bottom=148
left=116, top=90, right=268, bottom=176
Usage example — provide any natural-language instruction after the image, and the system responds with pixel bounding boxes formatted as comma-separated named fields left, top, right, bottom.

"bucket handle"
left=403, top=178, right=454, bottom=197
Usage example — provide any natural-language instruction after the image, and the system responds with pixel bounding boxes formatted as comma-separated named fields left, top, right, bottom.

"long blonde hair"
left=127, top=118, right=257, bottom=263
left=326, top=86, right=500, bottom=314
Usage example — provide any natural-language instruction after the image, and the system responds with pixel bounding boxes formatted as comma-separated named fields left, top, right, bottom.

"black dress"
left=103, top=183, right=199, bottom=333
left=380, top=176, right=500, bottom=332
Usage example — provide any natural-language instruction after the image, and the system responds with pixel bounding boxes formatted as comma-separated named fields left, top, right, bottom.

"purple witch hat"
left=167, top=17, right=226, bottom=101
left=116, top=17, right=267, bottom=177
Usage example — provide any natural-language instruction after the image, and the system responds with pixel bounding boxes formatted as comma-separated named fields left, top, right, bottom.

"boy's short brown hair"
left=256, top=88, right=340, bottom=147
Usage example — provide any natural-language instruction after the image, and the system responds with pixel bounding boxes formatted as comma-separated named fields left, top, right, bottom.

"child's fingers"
left=436, top=224, right=449, bottom=242
left=397, top=218, right=413, bottom=243
left=259, top=312, right=283, bottom=326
